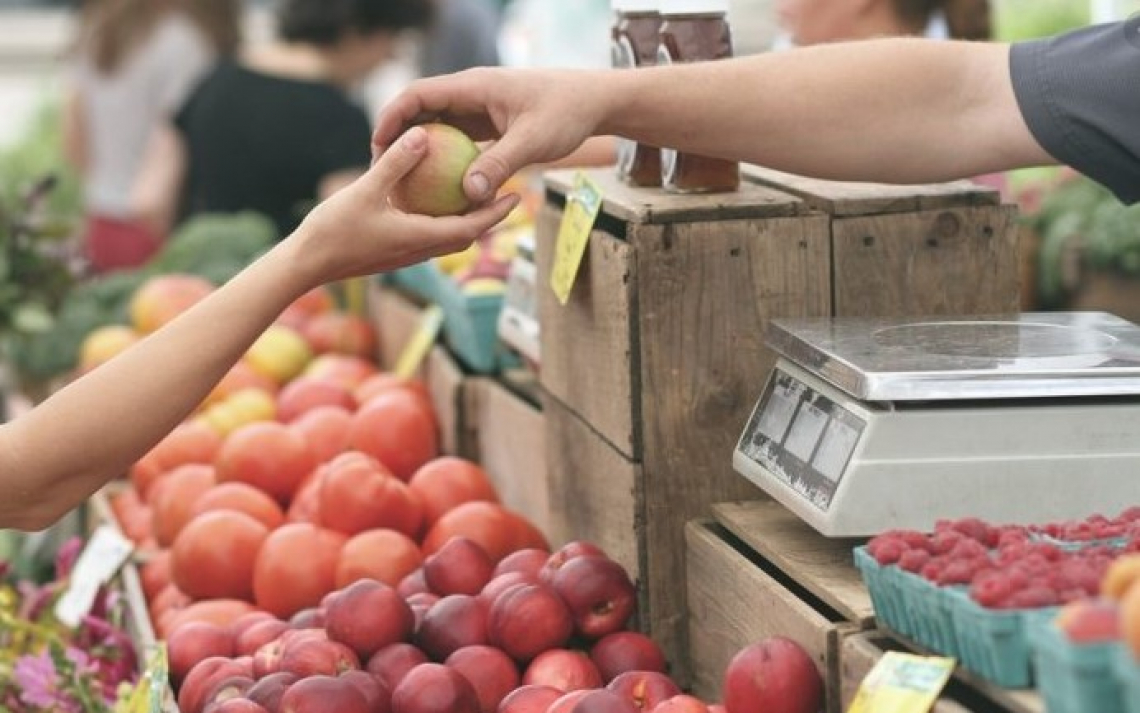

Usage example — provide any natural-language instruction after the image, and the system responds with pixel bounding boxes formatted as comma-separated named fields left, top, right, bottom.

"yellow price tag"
left=550, top=172, right=604, bottom=305
left=118, top=644, right=168, bottom=713
left=394, top=305, right=444, bottom=379
left=847, top=652, right=956, bottom=713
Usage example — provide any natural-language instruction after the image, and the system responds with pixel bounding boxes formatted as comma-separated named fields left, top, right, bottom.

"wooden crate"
left=686, top=500, right=875, bottom=713
left=463, top=375, right=550, bottom=538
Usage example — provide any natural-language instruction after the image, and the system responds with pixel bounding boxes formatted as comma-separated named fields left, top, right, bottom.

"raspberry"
left=898, top=549, right=931, bottom=573
left=929, top=531, right=965, bottom=555
left=996, top=527, right=1030, bottom=549
left=895, top=530, right=934, bottom=552
left=871, top=539, right=907, bottom=566
left=1119, top=506, right=1140, bottom=522
left=949, top=539, right=988, bottom=561
left=971, top=572, right=1013, bottom=608
left=937, top=559, right=976, bottom=586
left=1003, top=586, right=1060, bottom=610
left=920, top=558, right=946, bottom=583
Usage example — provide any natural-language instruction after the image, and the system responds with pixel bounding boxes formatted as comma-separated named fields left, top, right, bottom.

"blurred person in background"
left=134, top=0, right=432, bottom=240
left=776, top=0, right=991, bottom=45
left=418, top=0, right=502, bottom=77
left=64, top=0, right=241, bottom=274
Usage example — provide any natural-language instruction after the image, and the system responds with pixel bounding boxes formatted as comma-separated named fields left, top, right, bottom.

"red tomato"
left=347, top=389, right=438, bottom=481
left=171, top=510, right=269, bottom=601
left=215, top=422, right=317, bottom=504
left=253, top=523, right=346, bottom=619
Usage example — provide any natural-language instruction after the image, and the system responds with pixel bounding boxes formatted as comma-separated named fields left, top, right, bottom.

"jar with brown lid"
left=657, top=0, right=739, bottom=193
left=611, top=0, right=663, bottom=186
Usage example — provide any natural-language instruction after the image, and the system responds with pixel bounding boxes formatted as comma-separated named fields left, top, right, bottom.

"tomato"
left=253, top=523, right=346, bottom=619
left=276, top=377, right=357, bottom=424
left=335, top=528, right=423, bottom=589
left=300, top=312, right=377, bottom=359
left=111, top=489, right=153, bottom=544
left=215, top=422, right=317, bottom=504
left=354, top=373, right=432, bottom=413
left=318, top=455, right=423, bottom=538
left=149, top=583, right=191, bottom=630
left=408, top=457, right=499, bottom=527
left=347, top=389, right=437, bottom=481
left=289, top=406, right=354, bottom=465
left=303, top=354, right=378, bottom=390
left=152, top=464, right=217, bottom=548
left=140, top=550, right=173, bottom=603
left=286, top=474, right=323, bottom=524
left=165, top=599, right=258, bottom=639
left=421, top=502, right=518, bottom=562
left=172, top=510, right=269, bottom=601
left=276, top=286, right=336, bottom=330
left=131, top=421, right=221, bottom=497
left=190, top=482, right=285, bottom=531
left=201, top=361, right=279, bottom=410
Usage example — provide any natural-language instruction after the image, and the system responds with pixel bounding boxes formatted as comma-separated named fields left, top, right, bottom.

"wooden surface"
left=742, top=165, right=1000, bottom=217
left=369, top=281, right=422, bottom=371
left=536, top=205, right=641, bottom=458
left=831, top=205, right=1022, bottom=317
left=465, top=377, right=550, bottom=538
left=685, top=520, right=861, bottom=713
left=544, top=168, right=806, bottom=225
left=840, top=633, right=979, bottom=713
left=712, top=500, right=874, bottom=626
left=543, top=394, right=641, bottom=579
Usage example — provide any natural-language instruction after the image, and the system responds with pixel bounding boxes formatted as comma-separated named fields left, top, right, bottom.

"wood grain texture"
left=840, top=634, right=981, bottom=713
left=685, top=520, right=853, bottom=709
left=369, top=282, right=423, bottom=371
left=536, top=204, right=641, bottom=458
left=831, top=205, right=1021, bottom=317
left=544, top=168, right=806, bottom=224
left=633, top=214, right=832, bottom=681
left=465, top=377, right=550, bottom=538
left=742, top=165, right=1000, bottom=217
left=712, top=500, right=874, bottom=626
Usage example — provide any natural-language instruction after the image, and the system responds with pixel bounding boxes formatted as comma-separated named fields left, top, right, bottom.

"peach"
left=280, top=675, right=369, bottom=713
left=494, top=549, right=550, bottom=581
left=547, top=690, right=592, bottom=713
left=651, top=696, right=710, bottom=713
left=498, top=685, right=564, bottom=713
left=290, top=607, right=326, bottom=630
left=390, top=124, right=481, bottom=217
left=339, top=669, right=392, bottom=713
left=200, top=676, right=255, bottom=710
left=568, top=691, right=638, bottom=713
left=1103, top=554, right=1140, bottom=600
left=178, top=657, right=249, bottom=713
left=723, top=638, right=822, bottom=713
left=326, top=579, right=415, bottom=659
left=522, top=649, right=603, bottom=693
left=279, top=638, right=360, bottom=678
left=444, top=645, right=520, bottom=713
left=607, top=672, right=681, bottom=712
left=210, top=700, right=269, bottom=713
left=130, top=274, right=214, bottom=334
left=169, top=622, right=234, bottom=687
left=302, top=312, right=377, bottom=359
left=391, top=663, right=480, bottom=713
left=590, top=631, right=667, bottom=683
left=478, top=572, right=537, bottom=609
left=1055, top=599, right=1121, bottom=643
left=406, top=592, right=440, bottom=633
left=415, top=595, right=489, bottom=661
left=488, top=584, right=573, bottom=662
left=79, top=325, right=139, bottom=372
left=246, top=325, right=314, bottom=385
left=551, top=556, right=636, bottom=639
left=367, top=643, right=430, bottom=690
left=398, top=569, right=431, bottom=598
left=423, top=537, right=495, bottom=596
left=236, top=619, right=290, bottom=658
left=540, top=542, right=606, bottom=585
left=246, top=672, right=298, bottom=712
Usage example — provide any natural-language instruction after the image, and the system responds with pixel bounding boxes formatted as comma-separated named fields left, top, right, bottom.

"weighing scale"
left=733, top=312, right=1140, bottom=537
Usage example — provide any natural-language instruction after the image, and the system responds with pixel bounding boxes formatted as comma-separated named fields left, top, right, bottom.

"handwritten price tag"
left=550, top=172, right=603, bottom=306
left=54, top=525, right=133, bottom=628
left=394, top=305, right=444, bottom=380
left=847, top=652, right=956, bottom=713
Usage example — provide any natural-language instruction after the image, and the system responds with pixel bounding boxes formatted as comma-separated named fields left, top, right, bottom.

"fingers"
left=367, top=126, right=429, bottom=192
left=408, top=194, right=521, bottom=251
left=463, top=126, right=546, bottom=204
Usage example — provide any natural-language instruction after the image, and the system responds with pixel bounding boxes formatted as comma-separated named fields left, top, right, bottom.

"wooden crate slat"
left=712, top=501, right=874, bottom=626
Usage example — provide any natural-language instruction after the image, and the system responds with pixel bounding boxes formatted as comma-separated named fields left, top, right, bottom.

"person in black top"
left=135, top=0, right=432, bottom=238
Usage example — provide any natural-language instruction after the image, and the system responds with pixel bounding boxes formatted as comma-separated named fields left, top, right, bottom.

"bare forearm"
left=601, top=39, right=1052, bottom=183
left=0, top=237, right=316, bottom=529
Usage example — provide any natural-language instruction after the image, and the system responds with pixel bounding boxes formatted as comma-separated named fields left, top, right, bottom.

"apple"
left=606, top=671, right=680, bottom=712
left=391, top=663, right=480, bottom=713
left=415, top=595, right=489, bottom=661
left=590, top=631, right=667, bottom=683
left=236, top=619, right=290, bottom=657
left=423, top=537, right=495, bottom=596
left=1055, top=599, right=1122, bottom=642
left=551, top=556, right=636, bottom=639
left=488, top=583, right=573, bottom=662
left=390, top=124, right=481, bottom=217
left=340, top=669, right=392, bottom=713
left=367, top=643, right=429, bottom=690
left=246, top=672, right=298, bottom=713
left=651, top=696, right=710, bottom=713
left=179, top=657, right=250, bottom=713
left=568, top=690, right=638, bottom=713
left=276, top=377, right=357, bottom=423
left=279, top=638, right=361, bottom=677
left=169, top=622, right=235, bottom=687
left=494, top=549, right=550, bottom=580
left=498, top=685, right=564, bottom=713
left=325, top=579, right=415, bottom=659
left=444, top=645, right=520, bottom=713
left=522, top=649, right=603, bottom=692
left=723, top=638, right=822, bottom=713
left=280, top=675, right=370, bottom=713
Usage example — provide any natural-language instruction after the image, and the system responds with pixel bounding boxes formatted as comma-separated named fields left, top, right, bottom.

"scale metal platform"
left=733, top=312, right=1140, bottom=537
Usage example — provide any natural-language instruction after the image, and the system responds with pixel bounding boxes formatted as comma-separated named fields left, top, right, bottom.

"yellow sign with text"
left=847, top=652, right=956, bottom=713
left=550, top=172, right=604, bottom=305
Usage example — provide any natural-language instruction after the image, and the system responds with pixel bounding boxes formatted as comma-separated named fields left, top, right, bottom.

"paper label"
left=394, top=305, right=444, bottom=379
left=847, top=652, right=956, bottom=713
left=118, top=644, right=169, bottom=713
left=54, top=525, right=133, bottom=628
left=550, top=172, right=603, bottom=306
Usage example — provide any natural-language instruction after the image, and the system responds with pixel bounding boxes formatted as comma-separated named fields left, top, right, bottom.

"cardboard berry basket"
left=1030, top=615, right=1126, bottom=713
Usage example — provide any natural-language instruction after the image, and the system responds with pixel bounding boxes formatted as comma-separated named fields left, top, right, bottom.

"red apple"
left=237, top=619, right=290, bottom=657
left=497, top=685, right=564, bottom=713
left=415, top=595, right=489, bottom=661
left=522, top=649, right=603, bottom=692
left=280, top=675, right=370, bottom=713
left=569, top=690, right=638, bottom=713
left=367, top=643, right=429, bottom=690
left=540, top=542, right=606, bottom=585
left=488, top=584, right=573, bottom=662
left=590, top=631, right=667, bottom=683
left=493, top=549, right=550, bottom=580
left=169, top=622, right=235, bottom=687
left=723, top=638, right=822, bottom=713
left=552, top=556, right=636, bottom=639
left=340, top=669, right=392, bottom=713
left=277, top=377, right=357, bottom=423
left=246, top=672, right=298, bottom=713
left=607, top=672, right=681, bottom=712
left=326, top=579, right=415, bottom=659
left=651, top=696, right=709, bottom=713
left=398, top=569, right=430, bottom=598
left=390, top=124, right=481, bottom=218
left=478, top=572, right=538, bottom=609
left=423, top=537, right=495, bottom=596
left=391, top=663, right=480, bottom=713
left=280, top=639, right=361, bottom=678
left=547, top=690, right=593, bottom=713
left=179, top=657, right=250, bottom=713
left=444, top=645, right=520, bottom=713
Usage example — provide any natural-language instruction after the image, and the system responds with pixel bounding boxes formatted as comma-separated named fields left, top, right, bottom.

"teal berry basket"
left=854, top=547, right=907, bottom=635
left=1115, top=646, right=1140, bottom=713
left=949, top=588, right=1058, bottom=688
left=436, top=280, right=518, bottom=374
left=904, top=574, right=963, bottom=658
left=387, top=262, right=442, bottom=304
left=1030, top=616, right=1126, bottom=713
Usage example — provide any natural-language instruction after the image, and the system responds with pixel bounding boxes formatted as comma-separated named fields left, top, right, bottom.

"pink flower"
left=13, top=651, right=81, bottom=713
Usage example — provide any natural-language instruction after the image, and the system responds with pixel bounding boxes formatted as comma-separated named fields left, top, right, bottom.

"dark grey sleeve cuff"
left=1010, top=23, right=1140, bottom=205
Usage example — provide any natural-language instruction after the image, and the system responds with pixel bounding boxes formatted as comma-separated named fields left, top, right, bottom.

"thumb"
left=368, top=126, right=429, bottom=192
left=463, top=127, right=537, bottom=204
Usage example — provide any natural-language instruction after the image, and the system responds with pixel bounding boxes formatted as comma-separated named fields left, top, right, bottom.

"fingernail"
left=403, top=126, right=427, bottom=150
left=468, top=172, right=490, bottom=200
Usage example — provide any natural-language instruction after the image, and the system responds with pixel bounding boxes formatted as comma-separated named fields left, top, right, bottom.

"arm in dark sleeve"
left=1010, top=21, right=1140, bottom=204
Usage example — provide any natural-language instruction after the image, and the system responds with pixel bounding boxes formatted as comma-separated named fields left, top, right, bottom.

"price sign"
left=550, top=172, right=603, bottom=305
left=54, top=525, right=133, bottom=628
left=847, top=652, right=955, bottom=713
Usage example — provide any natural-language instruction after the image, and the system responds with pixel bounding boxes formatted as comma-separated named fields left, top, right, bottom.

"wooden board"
left=465, top=377, right=550, bottom=537
left=840, top=633, right=985, bottom=713
left=742, top=165, right=1000, bottom=217
left=685, top=520, right=862, bottom=713
left=831, top=205, right=1022, bottom=317
left=536, top=205, right=641, bottom=458
left=544, top=168, right=807, bottom=225
left=543, top=394, right=641, bottom=582
left=712, top=500, right=874, bottom=626
left=369, top=281, right=424, bottom=371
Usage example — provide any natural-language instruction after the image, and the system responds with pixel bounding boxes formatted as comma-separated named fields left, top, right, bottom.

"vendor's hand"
left=372, top=68, right=609, bottom=205
left=293, top=126, right=519, bottom=286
